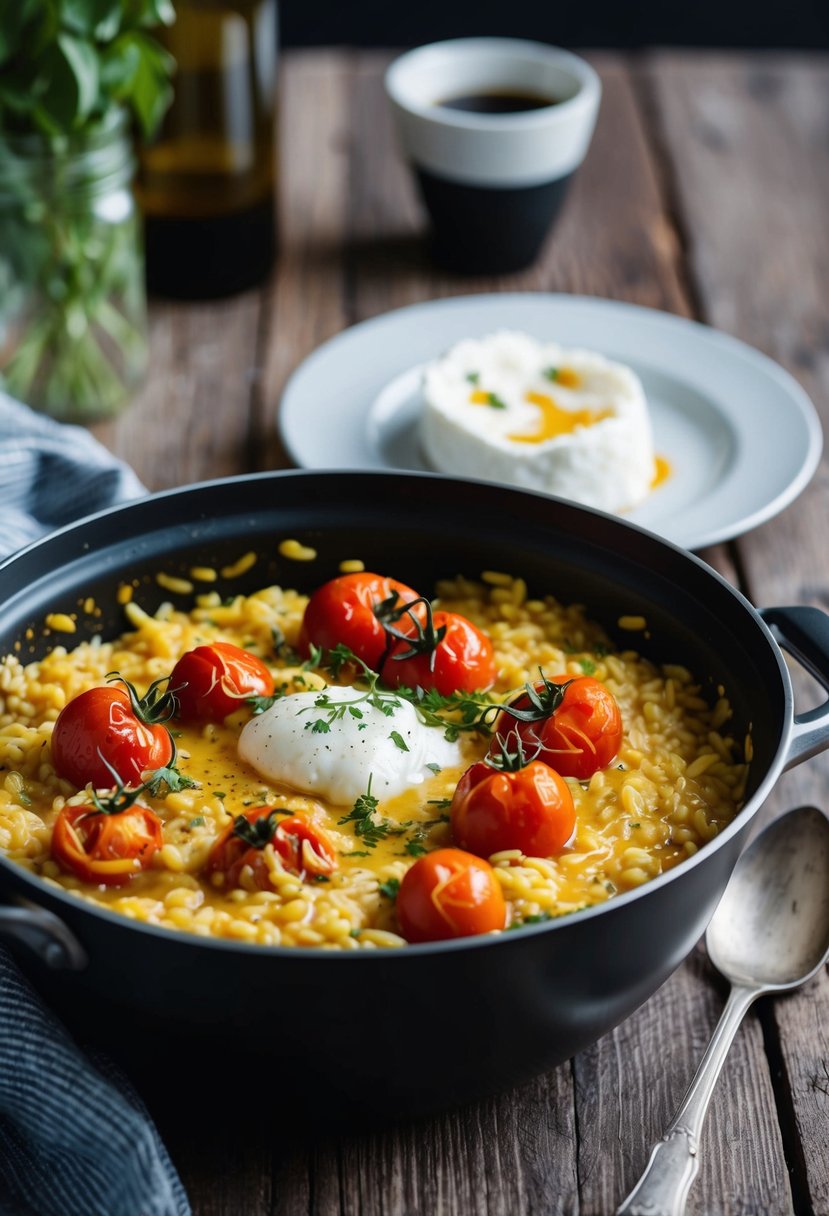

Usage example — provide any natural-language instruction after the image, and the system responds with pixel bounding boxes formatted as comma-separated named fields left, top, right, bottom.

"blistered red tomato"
left=495, top=674, right=623, bottom=780
left=51, top=797, right=163, bottom=886
left=299, top=572, right=421, bottom=670
left=52, top=677, right=175, bottom=789
left=380, top=610, right=496, bottom=696
left=395, top=847, right=507, bottom=943
left=170, top=642, right=274, bottom=721
left=206, top=807, right=337, bottom=889
left=451, top=758, right=576, bottom=859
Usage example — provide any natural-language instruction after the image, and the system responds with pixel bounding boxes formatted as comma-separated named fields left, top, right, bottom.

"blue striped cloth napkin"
left=0, top=391, right=146, bottom=560
left=0, top=949, right=190, bottom=1216
left=0, top=393, right=190, bottom=1214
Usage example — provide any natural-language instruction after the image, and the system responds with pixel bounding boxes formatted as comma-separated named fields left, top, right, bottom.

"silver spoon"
left=616, top=805, right=829, bottom=1216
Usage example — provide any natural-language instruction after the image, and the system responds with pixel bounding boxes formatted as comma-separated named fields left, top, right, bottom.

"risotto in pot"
left=0, top=566, right=750, bottom=949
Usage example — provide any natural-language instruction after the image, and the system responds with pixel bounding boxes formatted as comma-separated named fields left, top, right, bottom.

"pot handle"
left=760, top=606, right=829, bottom=770
left=0, top=903, right=87, bottom=970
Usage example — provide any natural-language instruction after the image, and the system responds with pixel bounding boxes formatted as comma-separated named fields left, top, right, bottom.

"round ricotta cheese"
left=419, top=330, right=656, bottom=513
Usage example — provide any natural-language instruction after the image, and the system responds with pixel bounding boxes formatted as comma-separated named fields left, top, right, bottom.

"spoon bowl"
left=707, top=805, right=829, bottom=989
left=618, top=805, right=829, bottom=1216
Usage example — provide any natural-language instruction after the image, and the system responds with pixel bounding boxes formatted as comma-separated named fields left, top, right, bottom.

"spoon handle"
left=616, top=983, right=758, bottom=1216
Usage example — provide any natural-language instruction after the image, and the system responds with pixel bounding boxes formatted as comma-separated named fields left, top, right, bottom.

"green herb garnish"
left=142, top=765, right=198, bottom=797
left=0, top=2, right=175, bottom=420
left=337, top=776, right=403, bottom=850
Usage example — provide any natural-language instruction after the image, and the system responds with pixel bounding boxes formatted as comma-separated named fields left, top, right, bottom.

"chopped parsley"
left=379, top=877, right=401, bottom=900
left=465, top=370, right=480, bottom=384
left=338, top=776, right=403, bottom=849
left=542, top=366, right=560, bottom=382
left=487, top=392, right=507, bottom=410
left=579, top=658, right=597, bottom=675
left=389, top=730, right=409, bottom=752
left=248, top=686, right=287, bottom=715
left=303, top=643, right=324, bottom=670
left=143, top=765, right=198, bottom=797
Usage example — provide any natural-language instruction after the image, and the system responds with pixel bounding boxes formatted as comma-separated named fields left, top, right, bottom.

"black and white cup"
left=385, top=38, right=601, bottom=274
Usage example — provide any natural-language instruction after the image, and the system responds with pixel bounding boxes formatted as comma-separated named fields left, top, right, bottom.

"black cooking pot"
left=1, top=470, right=828, bottom=1118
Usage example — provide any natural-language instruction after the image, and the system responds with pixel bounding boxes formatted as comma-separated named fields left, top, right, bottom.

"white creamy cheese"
left=238, top=687, right=462, bottom=805
left=419, top=330, right=656, bottom=513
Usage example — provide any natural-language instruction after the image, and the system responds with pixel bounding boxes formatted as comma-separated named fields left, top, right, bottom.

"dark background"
left=279, top=1, right=829, bottom=50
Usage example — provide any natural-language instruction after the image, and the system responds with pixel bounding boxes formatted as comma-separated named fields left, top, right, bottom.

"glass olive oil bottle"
left=137, top=0, right=277, bottom=298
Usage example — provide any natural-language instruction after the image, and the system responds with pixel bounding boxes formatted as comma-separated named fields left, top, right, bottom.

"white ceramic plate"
left=279, top=294, right=822, bottom=550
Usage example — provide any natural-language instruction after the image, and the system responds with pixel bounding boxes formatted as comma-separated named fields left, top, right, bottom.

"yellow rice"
left=0, top=572, right=749, bottom=949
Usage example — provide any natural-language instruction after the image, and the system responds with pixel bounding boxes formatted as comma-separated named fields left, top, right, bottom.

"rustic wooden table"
left=94, top=48, right=829, bottom=1216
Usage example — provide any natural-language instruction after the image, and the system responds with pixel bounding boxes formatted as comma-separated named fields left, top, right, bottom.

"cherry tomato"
left=450, top=758, right=576, bottom=859
left=170, top=642, right=274, bottom=721
left=395, top=847, right=507, bottom=943
left=299, top=572, right=421, bottom=670
left=52, top=677, right=174, bottom=789
left=495, top=675, right=623, bottom=780
left=206, top=807, right=337, bottom=889
left=380, top=610, right=496, bottom=695
left=51, top=799, right=163, bottom=886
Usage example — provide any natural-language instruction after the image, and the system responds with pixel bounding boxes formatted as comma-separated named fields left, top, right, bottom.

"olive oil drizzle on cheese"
left=508, top=392, right=613, bottom=445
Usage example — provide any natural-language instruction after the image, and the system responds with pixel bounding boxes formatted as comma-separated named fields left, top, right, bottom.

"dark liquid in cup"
left=438, top=90, right=560, bottom=113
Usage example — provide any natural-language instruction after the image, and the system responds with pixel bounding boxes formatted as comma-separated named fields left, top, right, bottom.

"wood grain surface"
left=93, top=48, right=829, bottom=1215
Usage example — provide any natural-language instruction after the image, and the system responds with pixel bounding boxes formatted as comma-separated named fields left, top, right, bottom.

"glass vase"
left=0, top=109, right=148, bottom=423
